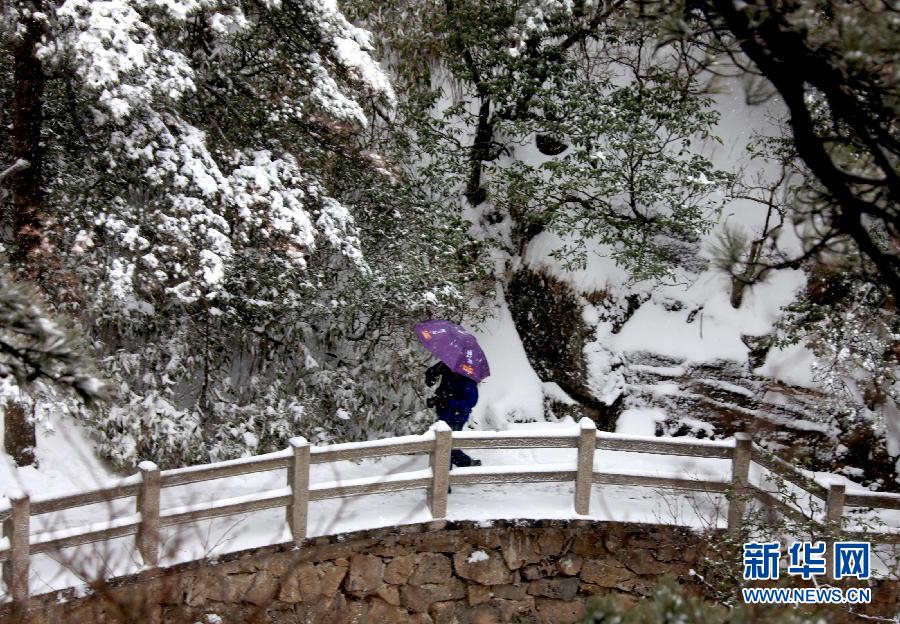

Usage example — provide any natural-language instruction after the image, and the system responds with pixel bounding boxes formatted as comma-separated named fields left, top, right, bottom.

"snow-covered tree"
left=489, top=19, right=732, bottom=282
left=352, top=1, right=730, bottom=283
left=675, top=0, right=900, bottom=471
left=0, top=158, right=105, bottom=464
left=683, top=0, right=900, bottom=301
left=1, top=0, right=482, bottom=468
left=340, top=1, right=738, bottom=428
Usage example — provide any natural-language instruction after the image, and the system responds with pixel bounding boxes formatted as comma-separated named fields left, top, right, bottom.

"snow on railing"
left=0, top=419, right=896, bottom=605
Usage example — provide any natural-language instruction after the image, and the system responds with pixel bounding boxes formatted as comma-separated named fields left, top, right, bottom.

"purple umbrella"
left=413, top=319, right=491, bottom=382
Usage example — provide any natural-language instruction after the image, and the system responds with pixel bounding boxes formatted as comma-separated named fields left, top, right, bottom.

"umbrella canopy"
left=413, top=319, right=491, bottom=382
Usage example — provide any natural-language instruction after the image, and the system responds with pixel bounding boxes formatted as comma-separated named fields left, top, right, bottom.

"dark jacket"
left=425, top=362, right=478, bottom=423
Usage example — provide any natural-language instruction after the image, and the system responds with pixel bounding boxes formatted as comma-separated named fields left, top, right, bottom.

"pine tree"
left=0, top=161, right=104, bottom=464
left=676, top=0, right=899, bottom=455
left=682, top=0, right=900, bottom=302
left=1, top=0, right=482, bottom=468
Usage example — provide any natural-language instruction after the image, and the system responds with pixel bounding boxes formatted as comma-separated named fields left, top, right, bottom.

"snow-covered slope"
left=0, top=395, right=116, bottom=500
left=467, top=287, right=545, bottom=428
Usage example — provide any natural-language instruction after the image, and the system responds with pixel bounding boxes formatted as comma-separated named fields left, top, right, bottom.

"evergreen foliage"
left=0, top=267, right=103, bottom=403
left=0, top=0, right=896, bottom=475
left=681, top=0, right=900, bottom=457
left=351, top=1, right=731, bottom=284
left=1, top=0, right=483, bottom=467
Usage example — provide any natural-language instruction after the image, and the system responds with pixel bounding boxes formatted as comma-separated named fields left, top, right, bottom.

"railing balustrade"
left=2, top=417, right=899, bottom=607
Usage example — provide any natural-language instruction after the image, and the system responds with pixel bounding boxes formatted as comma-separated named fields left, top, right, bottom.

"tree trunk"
left=4, top=400, right=36, bottom=466
left=10, top=3, right=47, bottom=272
left=5, top=3, right=47, bottom=466
left=729, top=276, right=749, bottom=309
left=729, top=238, right=764, bottom=309
left=464, top=96, right=493, bottom=206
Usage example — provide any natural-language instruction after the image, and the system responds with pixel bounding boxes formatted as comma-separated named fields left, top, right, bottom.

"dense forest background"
left=0, top=0, right=897, bottom=491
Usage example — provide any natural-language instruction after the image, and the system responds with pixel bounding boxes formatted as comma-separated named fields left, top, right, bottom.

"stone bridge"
left=11, top=519, right=900, bottom=624
left=16, top=519, right=719, bottom=624
left=4, top=423, right=900, bottom=622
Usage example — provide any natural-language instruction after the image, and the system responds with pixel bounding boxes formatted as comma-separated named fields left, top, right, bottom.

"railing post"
left=287, top=437, right=310, bottom=543
left=727, top=433, right=752, bottom=531
left=825, top=481, right=845, bottom=580
left=825, top=481, right=846, bottom=525
left=427, top=422, right=452, bottom=519
left=2, top=490, right=30, bottom=606
left=574, top=417, right=596, bottom=515
left=137, top=461, right=160, bottom=568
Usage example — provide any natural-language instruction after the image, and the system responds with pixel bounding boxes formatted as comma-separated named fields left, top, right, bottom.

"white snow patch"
left=630, top=383, right=681, bottom=396
left=611, top=269, right=806, bottom=365
left=198, top=249, right=224, bottom=286
left=542, top=382, right=576, bottom=406
left=616, top=408, right=666, bottom=437
left=628, top=364, right=686, bottom=377
left=467, top=550, right=490, bottom=563
left=467, top=287, right=544, bottom=428
left=756, top=342, right=821, bottom=389
left=524, top=231, right=634, bottom=295
left=611, top=299, right=746, bottom=363
left=672, top=416, right=716, bottom=438
left=242, top=431, right=259, bottom=449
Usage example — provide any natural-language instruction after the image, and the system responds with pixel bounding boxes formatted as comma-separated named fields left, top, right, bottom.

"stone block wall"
left=12, top=519, right=898, bottom=624
left=11, top=520, right=709, bottom=624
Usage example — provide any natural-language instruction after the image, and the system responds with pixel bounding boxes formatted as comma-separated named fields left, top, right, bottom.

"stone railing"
left=2, top=418, right=899, bottom=609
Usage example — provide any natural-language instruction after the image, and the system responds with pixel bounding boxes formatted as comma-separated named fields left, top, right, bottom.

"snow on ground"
left=616, top=407, right=666, bottom=436
left=0, top=401, right=117, bottom=500
left=755, top=342, right=821, bottom=390
left=525, top=234, right=808, bottom=368
left=466, top=286, right=545, bottom=428
left=610, top=269, right=806, bottom=365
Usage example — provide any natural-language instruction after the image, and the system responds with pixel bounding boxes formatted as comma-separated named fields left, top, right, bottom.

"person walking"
left=425, top=360, right=481, bottom=468
left=413, top=319, right=491, bottom=472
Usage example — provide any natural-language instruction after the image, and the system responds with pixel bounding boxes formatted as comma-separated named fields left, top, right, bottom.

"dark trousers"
left=438, top=412, right=474, bottom=467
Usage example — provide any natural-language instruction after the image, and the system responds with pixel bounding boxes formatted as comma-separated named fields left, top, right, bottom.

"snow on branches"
left=23, top=0, right=388, bottom=310
left=0, top=0, right=418, bottom=466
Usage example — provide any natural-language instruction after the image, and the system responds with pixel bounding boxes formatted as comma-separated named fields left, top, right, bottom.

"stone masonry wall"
left=11, top=520, right=709, bottom=624
left=12, top=519, right=899, bottom=624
